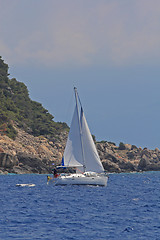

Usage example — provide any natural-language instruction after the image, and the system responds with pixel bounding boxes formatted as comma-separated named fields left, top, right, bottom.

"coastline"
left=0, top=125, right=160, bottom=175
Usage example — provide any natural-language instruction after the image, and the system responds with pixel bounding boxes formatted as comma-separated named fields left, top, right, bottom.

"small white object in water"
left=16, top=183, right=35, bottom=187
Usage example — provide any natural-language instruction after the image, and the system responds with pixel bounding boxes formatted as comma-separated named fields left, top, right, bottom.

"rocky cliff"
left=0, top=124, right=160, bottom=174
left=0, top=124, right=67, bottom=174
left=96, top=142, right=160, bottom=173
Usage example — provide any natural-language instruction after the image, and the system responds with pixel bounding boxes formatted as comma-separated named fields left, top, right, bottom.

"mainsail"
left=62, top=88, right=104, bottom=173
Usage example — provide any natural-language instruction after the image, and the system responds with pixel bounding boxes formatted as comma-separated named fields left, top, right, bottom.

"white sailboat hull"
left=54, top=173, right=108, bottom=186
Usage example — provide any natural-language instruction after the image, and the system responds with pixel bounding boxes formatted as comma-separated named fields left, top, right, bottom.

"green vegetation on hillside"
left=0, top=56, right=68, bottom=139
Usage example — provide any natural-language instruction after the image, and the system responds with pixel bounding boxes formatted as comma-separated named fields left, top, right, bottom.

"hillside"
left=0, top=56, right=68, bottom=139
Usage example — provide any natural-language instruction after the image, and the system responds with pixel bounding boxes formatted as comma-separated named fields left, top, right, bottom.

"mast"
left=74, top=87, right=86, bottom=172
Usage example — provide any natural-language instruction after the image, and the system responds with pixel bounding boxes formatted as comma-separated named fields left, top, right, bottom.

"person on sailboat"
left=53, top=168, right=59, bottom=178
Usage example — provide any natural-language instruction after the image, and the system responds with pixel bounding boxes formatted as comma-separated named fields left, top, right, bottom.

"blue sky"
left=0, top=0, right=160, bottom=149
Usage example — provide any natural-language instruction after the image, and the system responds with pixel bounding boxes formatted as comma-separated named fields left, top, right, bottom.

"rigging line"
left=76, top=167, right=84, bottom=174
left=77, top=89, right=83, bottom=110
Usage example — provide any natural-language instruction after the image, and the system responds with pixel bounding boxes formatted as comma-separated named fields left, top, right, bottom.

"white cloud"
left=0, top=0, right=160, bottom=67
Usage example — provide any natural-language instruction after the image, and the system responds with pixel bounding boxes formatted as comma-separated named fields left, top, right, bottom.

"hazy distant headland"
left=0, top=56, right=160, bottom=174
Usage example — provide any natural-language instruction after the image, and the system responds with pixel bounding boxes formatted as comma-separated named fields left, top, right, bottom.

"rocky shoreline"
left=97, top=142, right=160, bottom=173
left=0, top=125, right=160, bottom=174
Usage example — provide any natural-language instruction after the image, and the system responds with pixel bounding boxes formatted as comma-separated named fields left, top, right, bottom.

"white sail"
left=63, top=105, right=83, bottom=168
left=80, top=108, right=104, bottom=173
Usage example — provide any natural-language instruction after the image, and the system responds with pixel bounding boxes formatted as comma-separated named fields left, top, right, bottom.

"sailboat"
left=52, top=87, right=108, bottom=186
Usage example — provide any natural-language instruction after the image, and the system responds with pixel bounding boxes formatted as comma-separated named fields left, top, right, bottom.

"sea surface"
left=0, top=172, right=160, bottom=240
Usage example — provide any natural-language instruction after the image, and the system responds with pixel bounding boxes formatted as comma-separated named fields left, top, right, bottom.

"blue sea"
left=0, top=172, right=160, bottom=240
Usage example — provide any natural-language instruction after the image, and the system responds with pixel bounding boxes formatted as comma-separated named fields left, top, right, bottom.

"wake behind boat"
left=48, top=87, right=108, bottom=186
